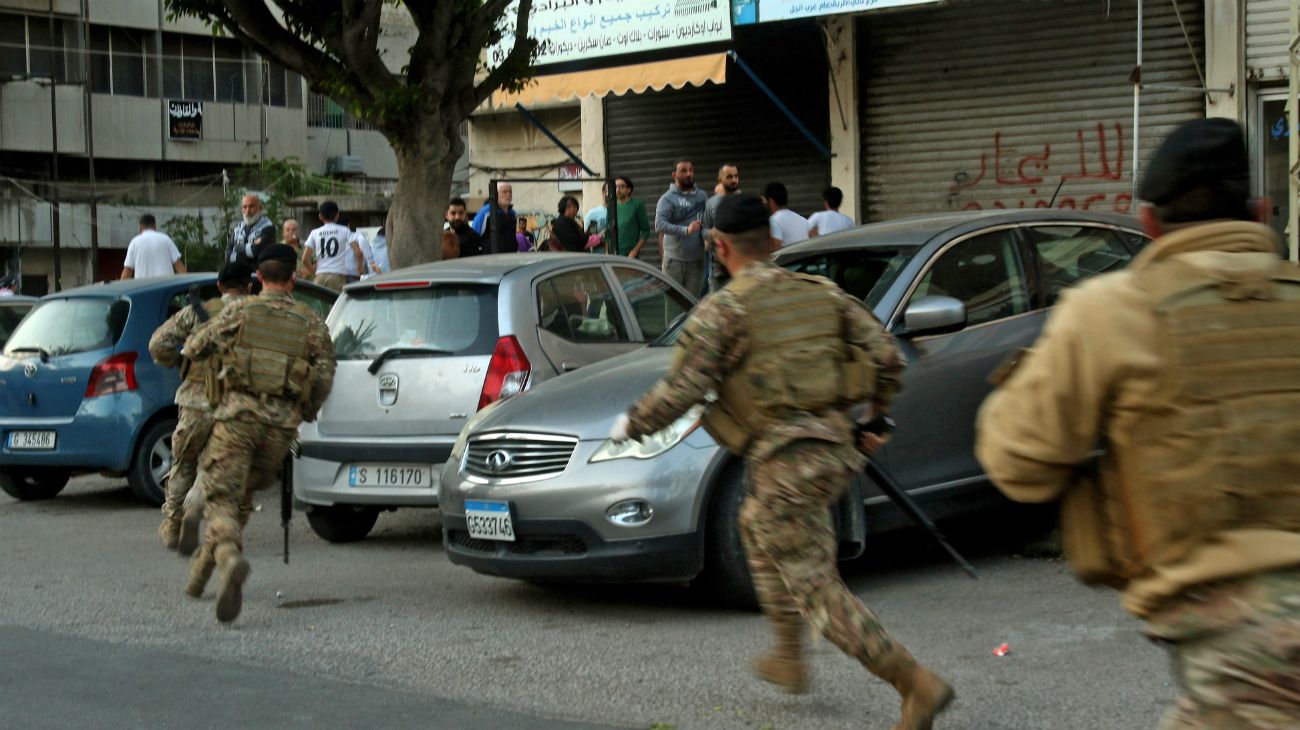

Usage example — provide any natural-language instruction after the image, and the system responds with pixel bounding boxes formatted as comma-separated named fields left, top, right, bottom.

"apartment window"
left=87, top=25, right=110, bottom=92
left=262, top=61, right=302, bottom=108
left=87, top=26, right=153, bottom=97
left=213, top=38, right=244, bottom=102
left=0, top=12, right=79, bottom=83
left=181, top=35, right=213, bottom=101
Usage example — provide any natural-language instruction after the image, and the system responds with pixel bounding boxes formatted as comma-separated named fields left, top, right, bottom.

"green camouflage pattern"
left=190, top=420, right=294, bottom=569
left=160, top=406, right=214, bottom=526
left=183, top=291, right=336, bottom=428
left=148, top=295, right=237, bottom=410
left=1146, top=568, right=1300, bottom=729
left=625, top=259, right=904, bottom=463
left=741, top=439, right=900, bottom=669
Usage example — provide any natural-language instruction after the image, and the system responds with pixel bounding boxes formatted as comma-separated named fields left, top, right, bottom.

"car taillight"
left=478, top=336, right=530, bottom=410
left=85, top=352, right=138, bottom=397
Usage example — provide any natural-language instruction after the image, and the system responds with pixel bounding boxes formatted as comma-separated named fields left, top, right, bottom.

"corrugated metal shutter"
left=1247, top=0, right=1290, bottom=81
left=860, top=0, right=1204, bottom=221
left=605, top=23, right=830, bottom=265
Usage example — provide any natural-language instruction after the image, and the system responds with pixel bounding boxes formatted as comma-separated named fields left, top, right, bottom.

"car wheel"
left=696, top=464, right=759, bottom=609
left=127, top=418, right=176, bottom=506
left=0, top=467, right=70, bottom=501
left=306, top=505, right=380, bottom=543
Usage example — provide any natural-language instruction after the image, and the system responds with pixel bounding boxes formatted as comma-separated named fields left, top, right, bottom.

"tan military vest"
left=1064, top=257, right=1300, bottom=585
left=695, top=271, right=877, bottom=454
left=222, top=299, right=315, bottom=404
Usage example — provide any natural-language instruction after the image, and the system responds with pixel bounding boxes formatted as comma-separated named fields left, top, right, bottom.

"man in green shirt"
left=613, top=176, right=653, bottom=258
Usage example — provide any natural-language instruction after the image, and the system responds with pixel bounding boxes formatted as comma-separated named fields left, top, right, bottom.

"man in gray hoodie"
left=655, top=160, right=709, bottom=295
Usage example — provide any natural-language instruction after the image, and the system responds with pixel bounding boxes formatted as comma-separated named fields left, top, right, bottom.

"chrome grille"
left=463, top=432, right=578, bottom=483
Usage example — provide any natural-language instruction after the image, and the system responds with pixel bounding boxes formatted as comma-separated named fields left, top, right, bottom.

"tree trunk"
left=386, top=129, right=456, bottom=269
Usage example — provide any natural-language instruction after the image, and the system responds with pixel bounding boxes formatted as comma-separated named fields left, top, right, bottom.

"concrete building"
left=0, top=0, right=464, bottom=293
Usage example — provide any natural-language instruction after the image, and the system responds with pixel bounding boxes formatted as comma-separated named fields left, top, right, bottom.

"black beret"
left=257, top=243, right=299, bottom=265
left=713, top=195, right=770, bottom=234
left=1139, top=118, right=1249, bottom=205
left=217, top=260, right=254, bottom=285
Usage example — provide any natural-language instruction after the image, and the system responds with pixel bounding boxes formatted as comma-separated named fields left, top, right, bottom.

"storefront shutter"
left=860, top=0, right=1204, bottom=221
left=1247, top=0, right=1291, bottom=82
left=605, top=23, right=830, bottom=264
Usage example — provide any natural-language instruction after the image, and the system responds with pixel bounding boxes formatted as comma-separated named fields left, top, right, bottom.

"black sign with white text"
left=167, top=100, right=203, bottom=141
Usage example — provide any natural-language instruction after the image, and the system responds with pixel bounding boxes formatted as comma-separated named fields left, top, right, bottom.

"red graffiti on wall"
left=948, top=122, right=1132, bottom=214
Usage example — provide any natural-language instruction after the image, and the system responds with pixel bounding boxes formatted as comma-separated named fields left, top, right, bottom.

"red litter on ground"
left=993, top=643, right=1011, bottom=657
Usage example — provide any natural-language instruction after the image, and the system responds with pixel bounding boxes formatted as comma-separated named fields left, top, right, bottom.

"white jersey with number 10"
left=305, top=222, right=355, bottom=275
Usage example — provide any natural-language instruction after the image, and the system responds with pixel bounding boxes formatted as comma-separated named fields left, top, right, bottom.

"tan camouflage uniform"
left=626, top=261, right=950, bottom=721
left=183, top=291, right=335, bottom=614
left=147, top=295, right=239, bottom=545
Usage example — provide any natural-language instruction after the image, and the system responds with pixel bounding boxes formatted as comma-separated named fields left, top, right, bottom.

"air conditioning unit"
left=326, top=155, right=365, bottom=177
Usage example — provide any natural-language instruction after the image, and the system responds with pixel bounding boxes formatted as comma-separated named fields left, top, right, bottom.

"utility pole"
left=81, top=0, right=98, bottom=281
left=48, top=3, right=62, bottom=292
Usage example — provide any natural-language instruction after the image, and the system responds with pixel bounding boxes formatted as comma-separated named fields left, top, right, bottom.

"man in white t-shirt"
left=763, top=182, right=809, bottom=249
left=808, top=186, right=855, bottom=238
left=302, top=201, right=363, bottom=292
left=121, top=214, right=186, bottom=279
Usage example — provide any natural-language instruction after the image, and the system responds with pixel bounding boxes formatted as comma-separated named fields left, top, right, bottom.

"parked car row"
left=1, top=209, right=1147, bottom=605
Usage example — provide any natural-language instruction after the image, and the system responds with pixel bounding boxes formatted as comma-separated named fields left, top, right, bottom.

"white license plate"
left=7, top=431, right=55, bottom=450
left=464, top=500, right=515, bottom=542
left=347, top=464, right=434, bottom=488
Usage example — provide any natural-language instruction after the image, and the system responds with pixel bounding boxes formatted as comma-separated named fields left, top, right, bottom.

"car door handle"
left=561, top=361, right=582, bottom=372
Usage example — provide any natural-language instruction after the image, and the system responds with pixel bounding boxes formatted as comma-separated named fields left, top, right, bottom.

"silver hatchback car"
left=293, top=253, right=694, bottom=542
left=439, top=210, right=1148, bottom=603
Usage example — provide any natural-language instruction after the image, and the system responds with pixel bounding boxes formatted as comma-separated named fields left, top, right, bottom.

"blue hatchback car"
left=0, top=274, right=336, bottom=505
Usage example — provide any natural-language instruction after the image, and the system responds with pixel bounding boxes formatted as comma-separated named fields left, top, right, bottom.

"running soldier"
left=977, top=118, right=1300, bottom=728
left=614, top=195, right=952, bottom=729
left=181, top=244, right=335, bottom=623
left=148, top=261, right=253, bottom=548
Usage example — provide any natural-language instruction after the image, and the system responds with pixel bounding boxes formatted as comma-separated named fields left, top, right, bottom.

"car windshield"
left=329, top=284, right=497, bottom=360
left=649, top=247, right=915, bottom=347
left=4, top=298, right=129, bottom=357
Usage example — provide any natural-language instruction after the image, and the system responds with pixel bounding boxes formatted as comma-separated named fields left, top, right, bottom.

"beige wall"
left=1204, top=0, right=1246, bottom=122
left=306, top=128, right=400, bottom=180
left=825, top=15, right=860, bottom=223
left=468, top=105, right=587, bottom=231
left=0, top=82, right=87, bottom=154
left=0, top=0, right=79, bottom=14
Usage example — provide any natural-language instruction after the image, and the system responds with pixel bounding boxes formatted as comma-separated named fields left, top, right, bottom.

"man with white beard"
left=225, top=193, right=277, bottom=267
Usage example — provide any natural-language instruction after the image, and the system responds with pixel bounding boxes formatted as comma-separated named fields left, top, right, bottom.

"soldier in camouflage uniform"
left=977, top=119, right=1300, bottom=728
left=180, top=244, right=336, bottom=623
left=148, top=261, right=253, bottom=549
left=616, top=195, right=953, bottom=729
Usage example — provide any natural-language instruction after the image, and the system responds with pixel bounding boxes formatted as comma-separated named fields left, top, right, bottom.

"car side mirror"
left=901, top=295, right=966, bottom=337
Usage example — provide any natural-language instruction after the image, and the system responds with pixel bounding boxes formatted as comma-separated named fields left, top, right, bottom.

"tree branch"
left=472, top=0, right=535, bottom=108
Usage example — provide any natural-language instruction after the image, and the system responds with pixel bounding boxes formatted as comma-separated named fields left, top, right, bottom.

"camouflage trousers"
left=737, top=440, right=898, bottom=670
left=160, top=406, right=213, bottom=525
left=195, top=418, right=294, bottom=556
left=1146, top=568, right=1300, bottom=729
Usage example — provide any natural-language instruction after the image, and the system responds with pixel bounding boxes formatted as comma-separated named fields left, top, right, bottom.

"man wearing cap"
left=612, top=195, right=952, bottom=729
left=148, top=260, right=254, bottom=549
left=977, top=118, right=1300, bottom=727
left=179, top=244, right=335, bottom=623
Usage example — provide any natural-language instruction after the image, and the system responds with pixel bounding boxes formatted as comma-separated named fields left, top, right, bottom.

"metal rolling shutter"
left=1247, top=0, right=1290, bottom=81
left=860, top=0, right=1204, bottom=221
left=605, top=23, right=830, bottom=264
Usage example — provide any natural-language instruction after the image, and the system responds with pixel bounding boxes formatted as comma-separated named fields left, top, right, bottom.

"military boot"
left=158, top=517, right=180, bottom=549
left=752, top=619, right=808, bottom=694
left=213, top=543, right=250, bottom=624
left=185, top=547, right=215, bottom=598
left=176, top=506, right=203, bottom=557
left=872, top=649, right=954, bottom=730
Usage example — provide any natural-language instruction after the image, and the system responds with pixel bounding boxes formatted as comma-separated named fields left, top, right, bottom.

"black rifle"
left=858, top=416, right=978, bottom=578
left=281, top=444, right=296, bottom=564
left=188, top=286, right=209, bottom=323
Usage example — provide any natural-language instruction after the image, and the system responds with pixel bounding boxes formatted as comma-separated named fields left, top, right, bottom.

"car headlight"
left=589, top=405, right=704, bottom=463
left=450, top=399, right=503, bottom=463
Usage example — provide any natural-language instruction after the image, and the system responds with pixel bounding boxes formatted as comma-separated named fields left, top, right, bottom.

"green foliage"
left=162, top=214, right=223, bottom=273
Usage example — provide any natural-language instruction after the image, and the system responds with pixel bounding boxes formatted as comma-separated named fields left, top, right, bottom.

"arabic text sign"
left=167, top=100, right=203, bottom=141
left=491, top=0, right=731, bottom=69
left=732, top=0, right=936, bottom=24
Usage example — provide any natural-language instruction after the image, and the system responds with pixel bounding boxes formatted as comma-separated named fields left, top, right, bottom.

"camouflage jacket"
left=626, top=260, right=905, bottom=464
left=183, top=291, right=336, bottom=428
left=147, top=293, right=243, bottom=410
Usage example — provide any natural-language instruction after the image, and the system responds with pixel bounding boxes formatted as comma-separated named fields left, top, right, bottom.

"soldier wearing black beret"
left=979, top=118, right=1300, bottom=727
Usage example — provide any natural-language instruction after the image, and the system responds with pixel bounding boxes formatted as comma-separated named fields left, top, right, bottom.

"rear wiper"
left=367, top=346, right=453, bottom=375
left=8, top=347, right=50, bottom=363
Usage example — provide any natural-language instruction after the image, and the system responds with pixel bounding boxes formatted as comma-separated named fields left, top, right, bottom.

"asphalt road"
left=0, top=475, right=1177, bottom=730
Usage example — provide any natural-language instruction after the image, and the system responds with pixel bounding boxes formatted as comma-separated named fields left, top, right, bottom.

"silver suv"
left=293, top=253, right=694, bottom=542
